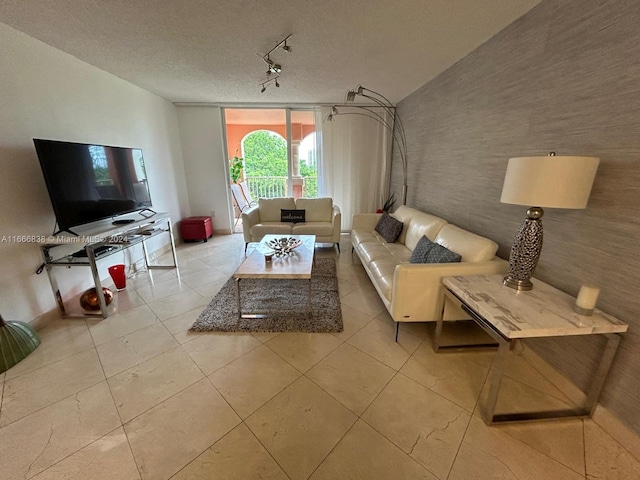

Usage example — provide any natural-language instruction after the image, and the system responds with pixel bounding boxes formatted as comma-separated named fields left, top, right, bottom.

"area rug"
left=190, top=258, right=343, bottom=333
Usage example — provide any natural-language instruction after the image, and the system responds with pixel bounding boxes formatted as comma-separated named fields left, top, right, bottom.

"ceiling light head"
left=331, top=106, right=339, bottom=115
left=346, top=90, right=356, bottom=102
left=272, top=64, right=282, bottom=73
left=260, top=85, right=267, bottom=93
left=275, top=79, right=280, bottom=88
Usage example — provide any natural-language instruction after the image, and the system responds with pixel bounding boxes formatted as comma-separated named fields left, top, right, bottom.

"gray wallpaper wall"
left=393, top=0, right=640, bottom=433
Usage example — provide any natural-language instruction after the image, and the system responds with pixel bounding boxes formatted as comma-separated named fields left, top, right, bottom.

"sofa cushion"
left=292, top=222, right=334, bottom=236
left=281, top=209, right=305, bottom=223
left=259, top=198, right=296, bottom=222
left=434, top=224, right=498, bottom=262
left=375, top=212, right=403, bottom=243
left=404, top=212, right=448, bottom=251
left=296, top=197, right=333, bottom=222
left=250, top=223, right=293, bottom=238
left=390, top=206, right=417, bottom=245
left=351, top=230, right=380, bottom=247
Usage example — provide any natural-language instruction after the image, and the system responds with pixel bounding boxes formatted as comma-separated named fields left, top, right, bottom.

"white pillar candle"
left=576, top=285, right=600, bottom=310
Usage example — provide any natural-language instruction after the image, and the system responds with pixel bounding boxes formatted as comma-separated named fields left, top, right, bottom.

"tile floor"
left=1, top=234, right=639, bottom=480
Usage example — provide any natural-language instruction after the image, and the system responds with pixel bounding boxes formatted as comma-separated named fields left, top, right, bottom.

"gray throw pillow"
left=375, top=212, right=403, bottom=243
left=410, top=235, right=462, bottom=263
left=410, top=235, right=435, bottom=263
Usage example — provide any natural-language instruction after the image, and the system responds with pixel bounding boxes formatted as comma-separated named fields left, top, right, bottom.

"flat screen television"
left=34, top=139, right=153, bottom=234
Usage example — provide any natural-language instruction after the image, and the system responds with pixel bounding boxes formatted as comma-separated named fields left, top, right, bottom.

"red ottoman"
left=181, top=216, right=213, bottom=242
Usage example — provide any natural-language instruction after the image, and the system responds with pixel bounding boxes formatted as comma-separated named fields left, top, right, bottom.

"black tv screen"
left=34, top=139, right=152, bottom=233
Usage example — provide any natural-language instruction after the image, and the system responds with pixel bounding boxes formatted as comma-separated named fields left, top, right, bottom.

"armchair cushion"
left=375, top=212, right=403, bottom=243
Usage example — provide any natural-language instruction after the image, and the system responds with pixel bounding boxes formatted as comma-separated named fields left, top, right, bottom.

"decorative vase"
left=0, top=314, right=41, bottom=374
left=80, top=287, right=114, bottom=311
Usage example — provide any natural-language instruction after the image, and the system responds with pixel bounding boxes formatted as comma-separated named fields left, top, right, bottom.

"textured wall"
left=393, top=0, right=640, bottom=433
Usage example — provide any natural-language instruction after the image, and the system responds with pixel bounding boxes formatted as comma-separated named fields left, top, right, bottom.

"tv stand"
left=41, top=212, right=178, bottom=318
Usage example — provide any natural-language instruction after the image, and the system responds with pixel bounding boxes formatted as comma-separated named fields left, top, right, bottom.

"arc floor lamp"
left=327, top=85, right=408, bottom=205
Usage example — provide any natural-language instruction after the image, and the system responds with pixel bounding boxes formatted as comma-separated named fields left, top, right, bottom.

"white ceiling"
left=0, top=0, right=543, bottom=105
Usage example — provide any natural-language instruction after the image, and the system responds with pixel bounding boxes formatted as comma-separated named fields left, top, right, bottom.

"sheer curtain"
left=315, top=106, right=392, bottom=230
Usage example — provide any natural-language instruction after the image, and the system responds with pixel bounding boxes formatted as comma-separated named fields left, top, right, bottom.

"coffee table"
left=234, top=234, right=316, bottom=319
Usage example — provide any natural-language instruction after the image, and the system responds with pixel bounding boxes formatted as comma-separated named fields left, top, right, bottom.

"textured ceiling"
left=0, top=0, right=543, bottom=104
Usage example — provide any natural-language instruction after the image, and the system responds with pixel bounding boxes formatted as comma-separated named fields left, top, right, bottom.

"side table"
left=437, top=274, right=628, bottom=425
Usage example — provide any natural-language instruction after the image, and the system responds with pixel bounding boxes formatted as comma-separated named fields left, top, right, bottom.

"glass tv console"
left=40, top=212, right=178, bottom=318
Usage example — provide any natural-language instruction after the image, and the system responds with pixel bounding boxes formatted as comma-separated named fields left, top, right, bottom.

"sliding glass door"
left=223, top=108, right=318, bottom=231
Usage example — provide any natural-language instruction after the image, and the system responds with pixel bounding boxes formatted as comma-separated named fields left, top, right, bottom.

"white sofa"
left=352, top=206, right=508, bottom=337
left=242, top=197, right=341, bottom=251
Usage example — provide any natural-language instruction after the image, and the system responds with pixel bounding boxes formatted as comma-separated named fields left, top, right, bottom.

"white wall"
left=176, top=106, right=232, bottom=234
left=0, top=22, right=189, bottom=323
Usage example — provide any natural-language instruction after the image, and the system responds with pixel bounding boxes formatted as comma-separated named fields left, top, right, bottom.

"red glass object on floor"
left=108, top=264, right=126, bottom=290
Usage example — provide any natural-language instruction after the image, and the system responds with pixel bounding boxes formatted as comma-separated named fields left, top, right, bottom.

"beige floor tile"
left=4, top=319, right=94, bottom=380
left=111, top=287, right=147, bottom=314
left=480, top=373, right=574, bottom=415
left=585, top=420, right=640, bottom=479
left=340, top=285, right=387, bottom=317
left=108, top=347, right=203, bottom=422
left=363, top=374, right=470, bottom=478
left=306, top=343, right=395, bottom=415
left=1, top=348, right=105, bottom=426
left=330, top=304, right=374, bottom=341
left=347, top=317, right=422, bottom=370
left=0, top=382, right=120, bottom=480
left=265, top=332, right=343, bottom=373
left=193, top=279, right=227, bottom=300
left=134, top=275, right=191, bottom=303
left=147, top=289, right=207, bottom=321
left=173, top=329, right=208, bottom=345
left=125, top=378, right=240, bottom=480
left=30, top=427, right=141, bottom=480
left=209, top=345, right=300, bottom=419
left=96, top=322, right=178, bottom=378
left=179, top=268, right=229, bottom=289
left=245, top=376, right=357, bottom=480
left=182, top=332, right=262, bottom=375
left=161, top=307, right=202, bottom=334
left=87, top=304, right=159, bottom=346
left=449, top=416, right=585, bottom=480
left=400, top=341, right=492, bottom=411
left=310, top=420, right=437, bottom=480
left=251, top=331, right=282, bottom=343
left=496, top=419, right=586, bottom=475
left=172, top=423, right=288, bottom=480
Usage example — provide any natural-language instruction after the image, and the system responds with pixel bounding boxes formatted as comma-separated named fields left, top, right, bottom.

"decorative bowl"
left=266, top=237, right=302, bottom=257
left=80, top=287, right=114, bottom=311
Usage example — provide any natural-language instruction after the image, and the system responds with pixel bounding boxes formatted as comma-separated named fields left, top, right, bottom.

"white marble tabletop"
left=235, top=235, right=316, bottom=279
left=442, top=274, right=628, bottom=339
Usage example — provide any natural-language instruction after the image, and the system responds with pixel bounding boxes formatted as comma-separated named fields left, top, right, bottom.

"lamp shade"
left=500, top=156, right=600, bottom=209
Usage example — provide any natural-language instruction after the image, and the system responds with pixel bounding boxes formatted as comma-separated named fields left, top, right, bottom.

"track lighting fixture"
left=259, top=75, right=280, bottom=93
left=258, top=34, right=292, bottom=92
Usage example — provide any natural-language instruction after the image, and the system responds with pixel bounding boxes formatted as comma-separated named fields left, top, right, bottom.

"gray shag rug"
left=190, top=258, right=343, bottom=333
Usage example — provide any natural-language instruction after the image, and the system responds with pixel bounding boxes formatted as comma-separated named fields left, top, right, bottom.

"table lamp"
left=500, top=153, right=600, bottom=291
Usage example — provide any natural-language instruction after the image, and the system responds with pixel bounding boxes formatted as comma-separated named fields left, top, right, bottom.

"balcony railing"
left=245, top=176, right=318, bottom=199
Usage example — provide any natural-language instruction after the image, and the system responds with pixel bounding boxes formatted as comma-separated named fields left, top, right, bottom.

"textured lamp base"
left=0, top=315, right=41, bottom=374
left=503, top=276, right=534, bottom=291
left=504, top=207, right=544, bottom=291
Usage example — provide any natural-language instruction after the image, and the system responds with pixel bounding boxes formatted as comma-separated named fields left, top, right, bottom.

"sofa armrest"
left=331, top=205, right=342, bottom=240
left=241, top=205, right=260, bottom=243
left=389, top=258, right=508, bottom=322
left=352, top=213, right=381, bottom=231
